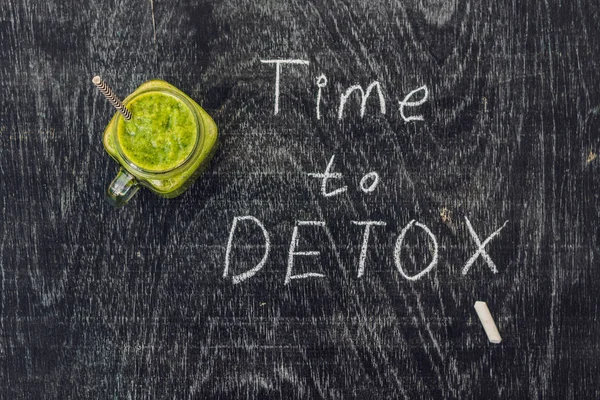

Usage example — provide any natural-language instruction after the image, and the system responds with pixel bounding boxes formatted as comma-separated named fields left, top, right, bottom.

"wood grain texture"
left=1, top=0, right=599, bottom=398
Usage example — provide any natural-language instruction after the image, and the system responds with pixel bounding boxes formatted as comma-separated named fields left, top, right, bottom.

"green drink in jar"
left=97, top=79, right=218, bottom=206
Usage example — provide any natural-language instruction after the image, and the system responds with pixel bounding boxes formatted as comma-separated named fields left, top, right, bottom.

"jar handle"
left=106, top=168, right=139, bottom=207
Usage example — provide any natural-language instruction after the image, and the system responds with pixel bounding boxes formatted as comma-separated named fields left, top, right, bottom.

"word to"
left=308, top=154, right=381, bottom=196
left=223, top=216, right=509, bottom=285
left=474, top=301, right=502, bottom=344
left=260, top=59, right=429, bottom=121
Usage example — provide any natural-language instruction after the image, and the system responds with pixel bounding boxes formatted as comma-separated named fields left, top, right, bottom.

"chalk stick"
left=474, top=301, right=502, bottom=344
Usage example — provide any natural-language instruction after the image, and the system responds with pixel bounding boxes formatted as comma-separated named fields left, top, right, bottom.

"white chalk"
left=474, top=301, right=502, bottom=344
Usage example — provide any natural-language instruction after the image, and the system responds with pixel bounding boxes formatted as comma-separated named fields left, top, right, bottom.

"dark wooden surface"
left=1, top=0, right=599, bottom=398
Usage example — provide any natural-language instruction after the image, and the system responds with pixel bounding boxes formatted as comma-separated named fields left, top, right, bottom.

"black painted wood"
left=1, top=0, right=599, bottom=398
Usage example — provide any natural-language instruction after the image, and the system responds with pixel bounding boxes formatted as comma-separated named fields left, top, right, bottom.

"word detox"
left=223, top=216, right=508, bottom=285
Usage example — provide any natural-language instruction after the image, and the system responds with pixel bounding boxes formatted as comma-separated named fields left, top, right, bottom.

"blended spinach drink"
left=117, top=92, right=197, bottom=171
left=102, top=80, right=219, bottom=207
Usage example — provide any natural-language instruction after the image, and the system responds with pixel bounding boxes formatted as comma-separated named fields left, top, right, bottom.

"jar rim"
left=114, top=88, right=204, bottom=177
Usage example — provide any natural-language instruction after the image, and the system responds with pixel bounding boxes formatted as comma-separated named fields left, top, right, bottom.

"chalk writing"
left=223, top=215, right=509, bottom=285
left=285, top=221, right=327, bottom=285
left=307, top=155, right=348, bottom=197
left=308, top=155, right=382, bottom=196
left=462, top=218, right=509, bottom=275
left=399, top=85, right=429, bottom=122
left=394, top=220, right=439, bottom=281
left=338, top=81, right=386, bottom=120
left=223, top=216, right=270, bottom=284
left=316, top=74, right=327, bottom=120
left=359, top=172, right=380, bottom=193
left=351, top=221, right=387, bottom=278
left=222, top=60, right=512, bottom=288
left=260, top=59, right=310, bottom=115
left=260, top=59, right=428, bottom=121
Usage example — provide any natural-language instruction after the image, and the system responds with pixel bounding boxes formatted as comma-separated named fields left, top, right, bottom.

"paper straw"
left=92, top=76, right=132, bottom=120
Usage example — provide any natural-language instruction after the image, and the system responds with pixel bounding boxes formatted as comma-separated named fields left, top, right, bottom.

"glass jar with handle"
left=102, top=79, right=219, bottom=207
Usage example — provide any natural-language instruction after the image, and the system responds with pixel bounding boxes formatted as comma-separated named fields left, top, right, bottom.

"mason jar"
left=102, top=80, right=219, bottom=207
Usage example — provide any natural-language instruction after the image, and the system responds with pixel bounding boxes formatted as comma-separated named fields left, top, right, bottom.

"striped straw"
left=92, top=76, right=132, bottom=120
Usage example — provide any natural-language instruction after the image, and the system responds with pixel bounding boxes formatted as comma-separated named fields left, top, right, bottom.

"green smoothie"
left=117, top=92, right=197, bottom=171
left=103, top=79, right=219, bottom=202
